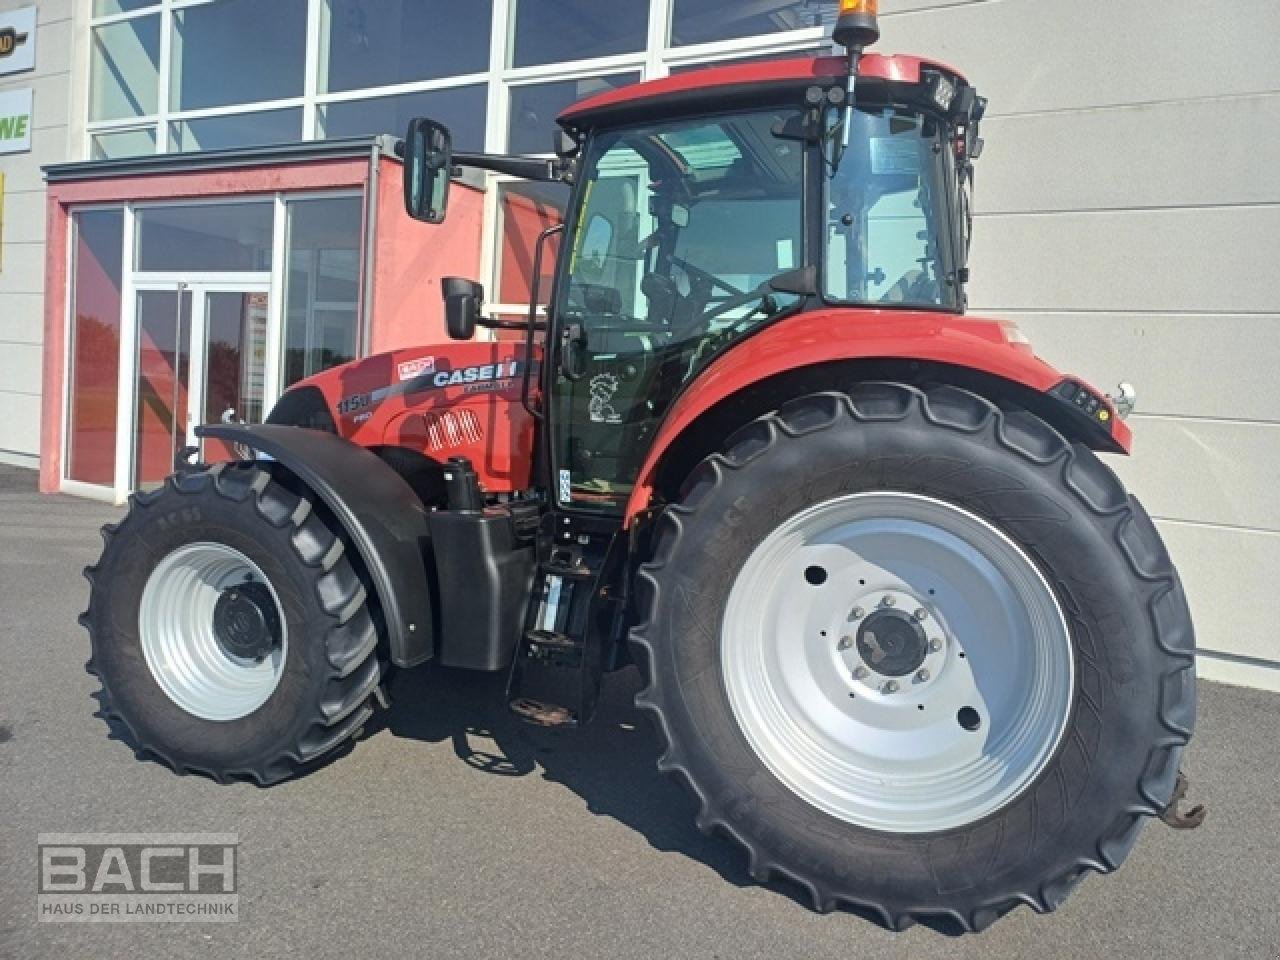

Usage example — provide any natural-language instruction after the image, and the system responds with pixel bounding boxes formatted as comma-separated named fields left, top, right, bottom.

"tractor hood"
left=267, top=342, right=539, bottom=494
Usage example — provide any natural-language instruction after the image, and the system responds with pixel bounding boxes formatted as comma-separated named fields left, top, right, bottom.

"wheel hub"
left=843, top=589, right=947, bottom=694
left=856, top=608, right=926, bottom=677
left=213, top=581, right=280, bottom=662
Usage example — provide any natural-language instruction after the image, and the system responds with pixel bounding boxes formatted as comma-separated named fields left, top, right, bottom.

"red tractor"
left=83, top=2, right=1199, bottom=930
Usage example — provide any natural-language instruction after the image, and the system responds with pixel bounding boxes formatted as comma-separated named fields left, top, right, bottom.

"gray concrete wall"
left=0, top=0, right=80, bottom=468
left=880, top=0, right=1280, bottom=690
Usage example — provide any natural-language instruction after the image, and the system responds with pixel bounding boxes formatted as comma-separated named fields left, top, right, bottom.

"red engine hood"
left=288, top=342, right=538, bottom=494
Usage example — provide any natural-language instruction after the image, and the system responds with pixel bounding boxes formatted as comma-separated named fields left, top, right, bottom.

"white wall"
left=879, top=0, right=1280, bottom=690
left=0, top=0, right=80, bottom=468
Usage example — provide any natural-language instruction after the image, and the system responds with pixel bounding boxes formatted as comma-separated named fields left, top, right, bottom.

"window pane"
left=667, top=47, right=824, bottom=75
left=169, top=108, right=302, bottom=152
left=824, top=108, right=958, bottom=309
left=508, top=73, right=638, bottom=154
left=511, top=0, right=647, bottom=67
left=136, top=202, right=274, bottom=272
left=671, top=0, right=825, bottom=46
left=90, top=127, right=157, bottom=159
left=322, top=0, right=492, bottom=93
left=319, top=84, right=486, bottom=151
left=89, top=16, right=160, bottom=121
left=170, top=0, right=307, bottom=111
left=67, top=210, right=125, bottom=486
left=284, top=196, right=364, bottom=386
left=495, top=182, right=570, bottom=305
left=92, top=1, right=157, bottom=17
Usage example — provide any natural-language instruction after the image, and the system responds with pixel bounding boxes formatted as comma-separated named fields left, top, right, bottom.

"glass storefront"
left=86, top=1, right=834, bottom=157
left=64, top=191, right=364, bottom=494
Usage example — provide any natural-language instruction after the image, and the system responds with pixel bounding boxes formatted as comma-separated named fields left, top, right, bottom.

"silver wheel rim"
left=721, top=492, right=1073, bottom=834
left=139, top=542, right=288, bottom=722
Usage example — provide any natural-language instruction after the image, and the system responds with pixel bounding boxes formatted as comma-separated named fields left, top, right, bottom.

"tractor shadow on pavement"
left=367, top=662, right=951, bottom=933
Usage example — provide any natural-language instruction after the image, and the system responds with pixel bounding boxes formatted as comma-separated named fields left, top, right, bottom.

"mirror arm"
left=478, top=316, right=548, bottom=331
left=452, top=152, right=574, bottom=183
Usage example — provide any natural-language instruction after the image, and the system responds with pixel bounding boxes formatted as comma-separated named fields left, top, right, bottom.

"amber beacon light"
left=833, top=0, right=881, bottom=51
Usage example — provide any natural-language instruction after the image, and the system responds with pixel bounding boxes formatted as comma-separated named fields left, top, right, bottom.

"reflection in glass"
left=90, top=127, right=158, bottom=160
left=511, top=0, right=647, bottom=67
left=284, top=197, right=364, bottom=386
left=92, top=0, right=157, bottom=15
left=318, top=85, right=487, bottom=151
left=133, top=290, right=192, bottom=490
left=508, top=74, right=638, bottom=155
left=170, top=0, right=306, bottom=111
left=321, top=0, right=492, bottom=93
left=169, top=109, right=303, bottom=153
left=496, top=182, right=570, bottom=306
left=136, top=202, right=274, bottom=273
left=67, top=210, right=125, bottom=486
left=89, top=16, right=160, bottom=121
left=671, top=0, right=825, bottom=46
left=201, top=292, right=271, bottom=464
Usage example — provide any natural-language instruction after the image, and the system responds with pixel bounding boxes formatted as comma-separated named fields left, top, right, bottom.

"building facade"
left=0, top=0, right=1277, bottom=692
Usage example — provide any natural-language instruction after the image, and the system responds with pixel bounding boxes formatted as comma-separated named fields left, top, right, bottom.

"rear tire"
left=630, top=383, right=1196, bottom=929
left=82, top=462, right=382, bottom=785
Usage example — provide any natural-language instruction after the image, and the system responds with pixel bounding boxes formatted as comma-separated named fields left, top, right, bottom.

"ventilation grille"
left=421, top=409, right=483, bottom=452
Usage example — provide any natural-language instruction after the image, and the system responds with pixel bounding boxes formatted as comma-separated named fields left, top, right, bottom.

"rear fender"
left=196, top=423, right=434, bottom=668
left=623, top=308, right=1130, bottom=524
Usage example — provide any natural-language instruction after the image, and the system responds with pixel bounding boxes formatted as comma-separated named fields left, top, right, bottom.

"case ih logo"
left=0, top=27, right=28, bottom=57
left=37, top=833, right=239, bottom=923
left=396, top=355, right=435, bottom=380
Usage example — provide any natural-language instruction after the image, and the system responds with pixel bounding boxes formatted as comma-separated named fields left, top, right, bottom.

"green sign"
left=0, top=87, right=32, bottom=155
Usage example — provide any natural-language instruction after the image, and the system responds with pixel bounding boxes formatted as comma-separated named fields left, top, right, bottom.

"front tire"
left=82, top=462, right=383, bottom=784
left=630, top=384, right=1196, bottom=929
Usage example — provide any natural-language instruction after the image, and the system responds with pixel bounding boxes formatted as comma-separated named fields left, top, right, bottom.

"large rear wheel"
left=630, top=383, right=1196, bottom=929
left=82, top=462, right=383, bottom=784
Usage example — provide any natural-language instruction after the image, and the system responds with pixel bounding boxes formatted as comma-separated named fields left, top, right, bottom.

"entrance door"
left=131, top=282, right=271, bottom=489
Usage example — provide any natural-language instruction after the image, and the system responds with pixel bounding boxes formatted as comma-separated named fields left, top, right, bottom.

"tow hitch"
left=1159, top=771, right=1207, bottom=829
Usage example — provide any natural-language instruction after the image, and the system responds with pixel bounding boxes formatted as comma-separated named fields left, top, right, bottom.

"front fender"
left=196, top=423, right=434, bottom=668
left=623, top=308, right=1131, bottom=523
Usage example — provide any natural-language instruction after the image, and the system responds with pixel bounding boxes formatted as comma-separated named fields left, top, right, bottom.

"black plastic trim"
left=196, top=423, right=435, bottom=667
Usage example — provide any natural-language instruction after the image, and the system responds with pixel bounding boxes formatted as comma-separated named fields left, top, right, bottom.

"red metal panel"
left=621, top=308, right=1131, bottom=523
left=296, top=343, right=539, bottom=493
left=558, top=54, right=966, bottom=126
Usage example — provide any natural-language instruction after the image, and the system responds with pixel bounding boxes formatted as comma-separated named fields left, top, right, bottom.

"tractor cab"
left=406, top=50, right=986, bottom=516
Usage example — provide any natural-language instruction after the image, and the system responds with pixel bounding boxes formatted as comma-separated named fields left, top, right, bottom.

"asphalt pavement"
left=1, top=463, right=1276, bottom=960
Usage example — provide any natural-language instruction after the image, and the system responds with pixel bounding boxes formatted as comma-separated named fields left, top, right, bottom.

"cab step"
left=506, top=629, right=589, bottom=727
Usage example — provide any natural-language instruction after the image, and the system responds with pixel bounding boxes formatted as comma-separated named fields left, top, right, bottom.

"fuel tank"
left=271, top=342, right=538, bottom=494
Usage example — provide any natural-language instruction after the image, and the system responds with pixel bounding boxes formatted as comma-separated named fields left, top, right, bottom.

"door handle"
left=560, top=323, right=586, bottom=381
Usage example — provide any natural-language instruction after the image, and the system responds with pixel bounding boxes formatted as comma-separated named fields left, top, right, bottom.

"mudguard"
left=623, top=308, right=1132, bottom=523
left=196, top=423, right=434, bottom=668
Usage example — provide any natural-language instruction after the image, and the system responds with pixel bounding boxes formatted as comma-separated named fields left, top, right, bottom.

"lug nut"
left=838, top=636, right=853, bottom=651
left=915, top=669, right=930, bottom=683
left=881, top=595, right=895, bottom=607
left=929, top=638, right=943, bottom=652
left=853, top=666, right=869, bottom=680
left=882, top=680, right=899, bottom=694
left=913, top=608, right=928, bottom=622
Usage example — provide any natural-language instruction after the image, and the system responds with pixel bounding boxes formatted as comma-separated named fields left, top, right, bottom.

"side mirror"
left=404, top=117, right=452, bottom=224
left=442, top=277, right=483, bottom=340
